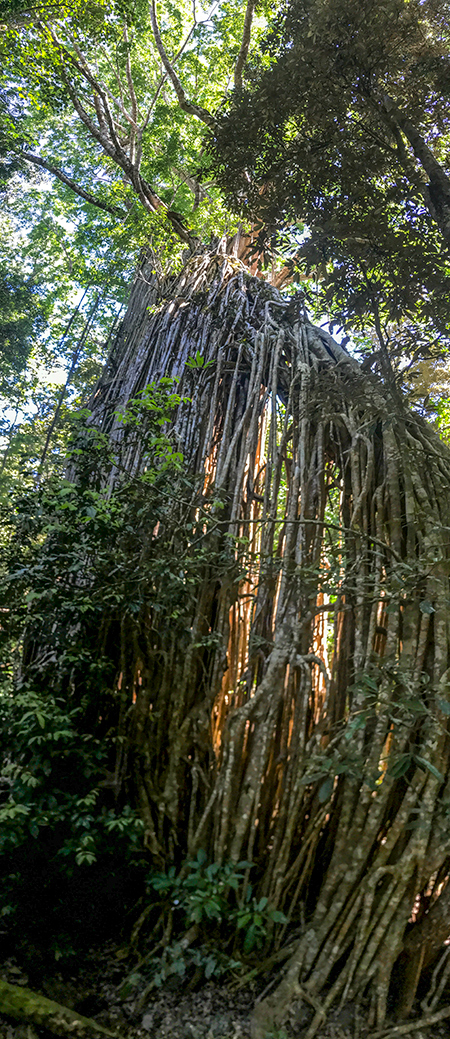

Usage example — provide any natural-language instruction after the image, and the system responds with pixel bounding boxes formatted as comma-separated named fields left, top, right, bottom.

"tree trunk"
left=45, top=242, right=450, bottom=1032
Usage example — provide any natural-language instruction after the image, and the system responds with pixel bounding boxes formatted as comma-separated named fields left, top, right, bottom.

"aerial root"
left=228, top=942, right=297, bottom=992
left=421, top=946, right=450, bottom=1014
left=85, top=248, right=450, bottom=1028
left=372, top=1004, right=450, bottom=1037
left=251, top=970, right=331, bottom=1039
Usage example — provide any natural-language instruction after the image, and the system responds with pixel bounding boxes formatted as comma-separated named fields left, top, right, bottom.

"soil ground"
left=1, top=945, right=450, bottom=1039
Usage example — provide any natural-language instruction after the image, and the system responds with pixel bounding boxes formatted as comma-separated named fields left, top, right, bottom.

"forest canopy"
left=211, top=0, right=450, bottom=341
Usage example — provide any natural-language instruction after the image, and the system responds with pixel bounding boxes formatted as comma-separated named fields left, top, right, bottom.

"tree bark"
left=0, top=979, right=118, bottom=1039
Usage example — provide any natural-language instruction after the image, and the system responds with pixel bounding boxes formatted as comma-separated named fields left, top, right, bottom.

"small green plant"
left=234, top=892, right=287, bottom=953
left=185, top=350, right=215, bottom=370
left=148, top=849, right=251, bottom=925
left=142, top=943, right=242, bottom=990
left=135, top=851, right=288, bottom=991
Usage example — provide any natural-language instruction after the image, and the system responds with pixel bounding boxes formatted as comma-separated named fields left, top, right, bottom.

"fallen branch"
left=0, top=978, right=119, bottom=1039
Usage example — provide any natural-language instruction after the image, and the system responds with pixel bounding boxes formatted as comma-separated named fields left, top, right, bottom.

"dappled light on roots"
left=80, top=244, right=450, bottom=1034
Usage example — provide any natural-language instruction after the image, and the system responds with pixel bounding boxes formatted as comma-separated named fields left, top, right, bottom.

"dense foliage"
left=0, top=382, right=190, bottom=954
left=210, top=0, right=450, bottom=370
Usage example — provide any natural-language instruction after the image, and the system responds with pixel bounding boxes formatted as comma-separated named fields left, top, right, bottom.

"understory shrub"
left=120, top=851, right=287, bottom=992
left=0, top=381, right=194, bottom=960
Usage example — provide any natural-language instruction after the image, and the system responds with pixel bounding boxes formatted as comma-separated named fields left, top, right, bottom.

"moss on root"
left=0, top=978, right=118, bottom=1039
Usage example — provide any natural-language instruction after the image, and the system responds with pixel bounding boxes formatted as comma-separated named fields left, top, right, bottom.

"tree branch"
left=140, top=12, right=200, bottom=139
left=36, top=21, right=196, bottom=245
left=39, top=293, right=101, bottom=475
left=123, top=23, right=138, bottom=125
left=56, top=68, right=193, bottom=242
left=234, top=0, right=257, bottom=90
left=381, top=92, right=450, bottom=243
left=20, top=151, right=126, bottom=217
left=149, top=0, right=215, bottom=127
left=382, top=93, right=450, bottom=193
left=139, top=16, right=200, bottom=143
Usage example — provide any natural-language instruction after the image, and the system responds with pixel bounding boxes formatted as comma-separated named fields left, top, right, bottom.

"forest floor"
left=1, top=944, right=450, bottom=1039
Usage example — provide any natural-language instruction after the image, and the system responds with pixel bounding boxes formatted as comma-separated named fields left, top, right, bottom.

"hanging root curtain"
left=82, top=244, right=450, bottom=1032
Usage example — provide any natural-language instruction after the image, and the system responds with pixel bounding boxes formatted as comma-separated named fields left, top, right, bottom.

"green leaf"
left=344, top=713, right=367, bottom=740
left=270, top=910, right=287, bottom=924
left=318, top=776, right=334, bottom=802
left=236, top=912, right=252, bottom=929
left=205, top=956, right=216, bottom=979
left=419, top=600, right=435, bottom=615
left=243, top=923, right=257, bottom=954
left=388, top=754, right=413, bottom=779
left=414, top=756, right=444, bottom=783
